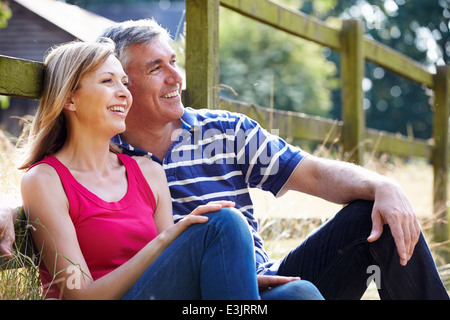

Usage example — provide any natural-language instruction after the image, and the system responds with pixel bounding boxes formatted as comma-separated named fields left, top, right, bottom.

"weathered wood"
left=220, top=0, right=341, bottom=51
left=432, top=65, right=449, bottom=244
left=340, top=19, right=365, bottom=165
left=219, top=97, right=432, bottom=159
left=219, top=97, right=342, bottom=143
left=364, top=38, right=433, bottom=88
left=0, top=55, right=43, bottom=99
left=185, top=0, right=220, bottom=109
left=365, top=129, right=432, bottom=159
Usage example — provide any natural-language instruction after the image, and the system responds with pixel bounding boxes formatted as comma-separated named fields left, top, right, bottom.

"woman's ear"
left=64, top=97, right=76, bottom=111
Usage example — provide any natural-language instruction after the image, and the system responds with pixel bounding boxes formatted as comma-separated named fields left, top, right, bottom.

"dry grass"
left=251, top=149, right=450, bottom=299
left=1, top=128, right=449, bottom=299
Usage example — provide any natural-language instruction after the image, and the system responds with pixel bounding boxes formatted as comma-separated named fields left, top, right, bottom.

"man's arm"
left=0, top=206, right=22, bottom=259
left=281, top=154, right=420, bottom=266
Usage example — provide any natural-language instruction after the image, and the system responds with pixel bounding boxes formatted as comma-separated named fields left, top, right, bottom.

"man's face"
left=124, top=37, right=184, bottom=127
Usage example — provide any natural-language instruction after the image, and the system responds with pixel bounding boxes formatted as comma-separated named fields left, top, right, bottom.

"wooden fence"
left=183, top=0, right=450, bottom=242
left=0, top=0, right=449, bottom=242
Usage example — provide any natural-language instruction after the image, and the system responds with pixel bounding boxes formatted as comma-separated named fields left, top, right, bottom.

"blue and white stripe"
left=113, top=107, right=306, bottom=275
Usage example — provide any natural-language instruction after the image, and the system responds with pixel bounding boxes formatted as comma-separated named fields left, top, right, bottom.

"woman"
left=19, top=40, right=260, bottom=300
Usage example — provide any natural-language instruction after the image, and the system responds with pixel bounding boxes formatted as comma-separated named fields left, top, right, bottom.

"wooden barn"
left=0, top=0, right=113, bottom=136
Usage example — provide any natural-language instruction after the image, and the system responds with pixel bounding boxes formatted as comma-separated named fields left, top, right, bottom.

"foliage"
left=299, top=0, right=449, bottom=139
left=219, top=9, right=338, bottom=117
left=0, top=0, right=11, bottom=29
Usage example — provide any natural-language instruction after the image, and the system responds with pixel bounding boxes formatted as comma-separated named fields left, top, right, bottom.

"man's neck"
left=122, top=119, right=182, bottom=160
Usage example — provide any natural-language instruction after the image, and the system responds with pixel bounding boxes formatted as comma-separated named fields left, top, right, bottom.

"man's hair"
left=99, top=19, right=172, bottom=69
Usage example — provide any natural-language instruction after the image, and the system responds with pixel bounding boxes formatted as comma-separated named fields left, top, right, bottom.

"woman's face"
left=69, top=55, right=132, bottom=138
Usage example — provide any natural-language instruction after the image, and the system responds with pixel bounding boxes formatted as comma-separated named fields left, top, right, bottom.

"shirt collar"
left=111, top=134, right=162, bottom=164
left=180, top=107, right=200, bottom=131
left=111, top=108, right=200, bottom=164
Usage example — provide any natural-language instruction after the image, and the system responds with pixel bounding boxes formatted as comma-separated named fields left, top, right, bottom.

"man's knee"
left=339, top=200, right=374, bottom=225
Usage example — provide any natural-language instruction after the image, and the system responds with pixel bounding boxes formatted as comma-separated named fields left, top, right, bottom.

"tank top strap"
left=28, top=156, right=81, bottom=213
left=116, top=153, right=156, bottom=210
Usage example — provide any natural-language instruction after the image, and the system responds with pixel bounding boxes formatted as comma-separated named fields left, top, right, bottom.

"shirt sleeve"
left=233, top=113, right=307, bottom=196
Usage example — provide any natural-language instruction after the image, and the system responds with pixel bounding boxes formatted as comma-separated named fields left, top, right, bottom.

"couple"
left=1, top=19, right=448, bottom=300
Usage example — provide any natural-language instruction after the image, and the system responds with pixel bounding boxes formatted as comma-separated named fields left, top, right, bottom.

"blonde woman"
left=19, top=40, right=260, bottom=300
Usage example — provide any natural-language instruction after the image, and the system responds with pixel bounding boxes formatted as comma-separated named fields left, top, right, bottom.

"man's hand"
left=0, top=206, right=17, bottom=259
left=257, top=275, right=301, bottom=291
left=367, top=181, right=421, bottom=266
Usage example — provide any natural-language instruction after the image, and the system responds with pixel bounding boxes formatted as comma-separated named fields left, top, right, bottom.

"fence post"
left=432, top=65, right=449, bottom=245
left=185, top=0, right=220, bottom=109
left=340, top=19, right=365, bottom=165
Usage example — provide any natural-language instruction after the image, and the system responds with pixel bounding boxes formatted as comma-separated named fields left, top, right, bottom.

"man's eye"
left=150, top=66, right=161, bottom=74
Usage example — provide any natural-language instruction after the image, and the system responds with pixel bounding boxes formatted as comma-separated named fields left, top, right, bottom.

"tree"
left=0, top=0, right=11, bottom=28
left=300, top=0, right=449, bottom=139
left=219, top=8, right=338, bottom=117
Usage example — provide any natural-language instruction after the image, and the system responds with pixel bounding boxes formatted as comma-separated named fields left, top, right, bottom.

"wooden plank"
left=220, top=0, right=341, bottom=51
left=0, top=55, right=43, bottom=99
left=219, top=97, right=431, bottom=159
left=219, top=97, right=342, bottom=143
left=432, top=65, right=449, bottom=243
left=185, top=0, right=220, bottom=109
left=340, top=20, right=365, bottom=164
left=364, top=38, right=434, bottom=88
left=365, top=129, right=432, bottom=159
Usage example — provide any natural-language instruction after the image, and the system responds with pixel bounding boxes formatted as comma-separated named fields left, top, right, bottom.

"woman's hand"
left=159, top=201, right=236, bottom=244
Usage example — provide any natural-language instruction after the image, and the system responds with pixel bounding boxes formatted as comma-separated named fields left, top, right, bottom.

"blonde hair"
left=19, top=39, right=116, bottom=170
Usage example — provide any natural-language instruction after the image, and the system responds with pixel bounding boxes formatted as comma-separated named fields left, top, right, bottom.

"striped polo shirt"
left=112, top=107, right=307, bottom=275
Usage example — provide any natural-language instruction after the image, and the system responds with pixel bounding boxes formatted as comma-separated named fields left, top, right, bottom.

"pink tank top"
left=31, top=153, right=158, bottom=299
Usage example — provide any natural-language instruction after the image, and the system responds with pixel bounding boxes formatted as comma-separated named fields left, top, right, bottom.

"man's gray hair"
left=99, top=19, right=172, bottom=69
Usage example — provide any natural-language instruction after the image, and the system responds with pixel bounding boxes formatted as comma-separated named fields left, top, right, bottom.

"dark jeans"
left=276, top=200, right=449, bottom=300
left=122, top=208, right=260, bottom=300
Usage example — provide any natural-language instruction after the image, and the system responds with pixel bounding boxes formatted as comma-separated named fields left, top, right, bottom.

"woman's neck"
left=54, top=131, right=116, bottom=174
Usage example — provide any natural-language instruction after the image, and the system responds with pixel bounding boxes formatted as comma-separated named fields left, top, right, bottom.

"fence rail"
left=184, top=0, right=450, bottom=242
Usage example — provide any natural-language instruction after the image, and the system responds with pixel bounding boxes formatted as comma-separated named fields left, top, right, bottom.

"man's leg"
left=259, top=279, right=324, bottom=300
left=276, top=200, right=449, bottom=299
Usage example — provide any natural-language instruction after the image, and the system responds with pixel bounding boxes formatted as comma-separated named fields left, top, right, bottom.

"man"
left=1, top=19, right=448, bottom=299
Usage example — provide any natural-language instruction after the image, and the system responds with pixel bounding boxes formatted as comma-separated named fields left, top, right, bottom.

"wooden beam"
left=432, top=65, right=449, bottom=244
left=364, top=38, right=433, bottom=88
left=340, top=20, right=365, bottom=164
left=0, top=55, right=43, bottom=99
left=220, top=0, right=341, bottom=50
left=185, top=0, right=220, bottom=109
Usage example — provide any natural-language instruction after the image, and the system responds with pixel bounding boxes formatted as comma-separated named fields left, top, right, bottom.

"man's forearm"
left=284, top=155, right=394, bottom=204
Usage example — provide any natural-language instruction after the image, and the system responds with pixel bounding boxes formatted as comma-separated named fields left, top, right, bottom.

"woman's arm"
left=22, top=162, right=224, bottom=300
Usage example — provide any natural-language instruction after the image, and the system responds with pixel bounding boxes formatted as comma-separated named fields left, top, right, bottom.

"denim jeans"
left=276, top=200, right=449, bottom=300
left=122, top=208, right=259, bottom=300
